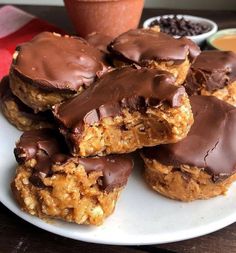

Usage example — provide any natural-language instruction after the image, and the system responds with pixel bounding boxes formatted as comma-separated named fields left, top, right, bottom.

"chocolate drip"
left=143, top=96, right=236, bottom=179
left=108, top=29, right=200, bottom=64
left=186, top=51, right=236, bottom=94
left=11, top=32, right=106, bottom=92
left=0, top=76, right=53, bottom=122
left=53, top=66, right=185, bottom=131
left=14, top=129, right=133, bottom=191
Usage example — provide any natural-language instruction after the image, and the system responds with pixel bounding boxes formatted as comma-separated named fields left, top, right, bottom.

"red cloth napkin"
left=0, top=5, right=64, bottom=79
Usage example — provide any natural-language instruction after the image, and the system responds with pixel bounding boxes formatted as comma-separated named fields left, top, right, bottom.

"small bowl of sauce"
left=207, top=28, right=236, bottom=52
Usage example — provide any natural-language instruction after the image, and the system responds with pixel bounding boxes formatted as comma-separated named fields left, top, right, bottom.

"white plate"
left=1, top=111, right=236, bottom=245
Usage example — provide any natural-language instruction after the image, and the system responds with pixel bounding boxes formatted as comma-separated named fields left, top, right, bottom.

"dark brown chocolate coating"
left=11, top=32, right=106, bottom=92
left=86, top=32, right=113, bottom=54
left=86, top=32, right=113, bottom=67
left=76, top=155, right=133, bottom=191
left=186, top=51, right=236, bottom=94
left=108, top=29, right=200, bottom=64
left=0, top=76, right=53, bottom=122
left=14, top=129, right=64, bottom=169
left=14, top=129, right=133, bottom=191
left=53, top=66, right=186, bottom=131
left=0, top=76, right=10, bottom=100
left=143, top=95, right=236, bottom=180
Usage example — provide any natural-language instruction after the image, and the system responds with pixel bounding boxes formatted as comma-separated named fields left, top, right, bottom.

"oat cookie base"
left=12, top=159, right=121, bottom=226
left=69, top=95, right=193, bottom=157
left=1, top=99, right=53, bottom=131
left=142, top=156, right=236, bottom=202
left=10, top=73, right=78, bottom=112
left=201, top=81, right=236, bottom=107
left=113, top=58, right=190, bottom=86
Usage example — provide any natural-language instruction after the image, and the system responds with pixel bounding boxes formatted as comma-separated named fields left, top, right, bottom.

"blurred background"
left=0, top=0, right=236, bottom=10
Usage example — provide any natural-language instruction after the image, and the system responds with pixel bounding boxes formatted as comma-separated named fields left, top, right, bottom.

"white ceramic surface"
left=143, top=14, right=218, bottom=45
left=1, top=112, right=236, bottom=245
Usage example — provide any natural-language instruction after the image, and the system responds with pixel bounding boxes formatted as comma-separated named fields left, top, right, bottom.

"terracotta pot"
left=63, top=0, right=144, bottom=38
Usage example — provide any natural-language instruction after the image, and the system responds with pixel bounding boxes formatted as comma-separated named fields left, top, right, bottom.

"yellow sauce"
left=212, top=35, right=236, bottom=52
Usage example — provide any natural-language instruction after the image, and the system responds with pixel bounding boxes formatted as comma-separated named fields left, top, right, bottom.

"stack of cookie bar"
left=1, top=28, right=236, bottom=226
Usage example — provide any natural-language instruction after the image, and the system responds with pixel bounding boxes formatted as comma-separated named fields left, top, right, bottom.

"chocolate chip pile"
left=149, top=15, right=210, bottom=36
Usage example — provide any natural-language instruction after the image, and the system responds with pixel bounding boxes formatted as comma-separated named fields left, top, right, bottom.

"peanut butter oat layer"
left=108, top=29, right=200, bottom=85
left=142, top=95, right=236, bottom=202
left=186, top=51, right=236, bottom=106
left=12, top=129, right=133, bottom=226
left=10, top=32, right=107, bottom=112
left=0, top=76, right=54, bottom=131
left=53, top=66, right=193, bottom=157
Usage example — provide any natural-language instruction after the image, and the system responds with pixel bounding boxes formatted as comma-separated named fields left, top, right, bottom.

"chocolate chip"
left=149, top=15, right=210, bottom=36
left=29, top=173, right=45, bottom=188
left=120, top=124, right=128, bottom=131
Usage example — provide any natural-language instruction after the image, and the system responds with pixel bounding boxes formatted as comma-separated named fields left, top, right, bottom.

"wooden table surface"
left=1, top=5, right=236, bottom=253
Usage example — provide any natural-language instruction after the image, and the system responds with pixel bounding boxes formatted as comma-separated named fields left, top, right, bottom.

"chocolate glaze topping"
left=86, top=32, right=113, bottom=54
left=108, top=29, right=200, bottom=64
left=14, top=129, right=64, bottom=169
left=76, top=155, right=133, bottom=192
left=86, top=32, right=113, bottom=67
left=53, top=66, right=186, bottom=131
left=0, top=76, right=11, bottom=100
left=0, top=76, right=53, bottom=122
left=186, top=51, right=236, bottom=94
left=11, top=32, right=106, bottom=92
left=143, top=95, right=236, bottom=180
left=14, top=129, right=133, bottom=191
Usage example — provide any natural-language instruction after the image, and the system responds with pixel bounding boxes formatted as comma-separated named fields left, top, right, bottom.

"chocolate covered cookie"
left=0, top=76, right=54, bottom=131
left=86, top=32, right=113, bottom=67
left=186, top=50, right=236, bottom=106
left=108, top=29, right=200, bottom=85
left=53, top=66, right=193, bottom=157
left=12, top=129, right=133, bottom=225
left=10, top=32, right=107, bottom=112
left=86, top=32, right=112, bottom=54
left=142, top=96, right=236, bottom=201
